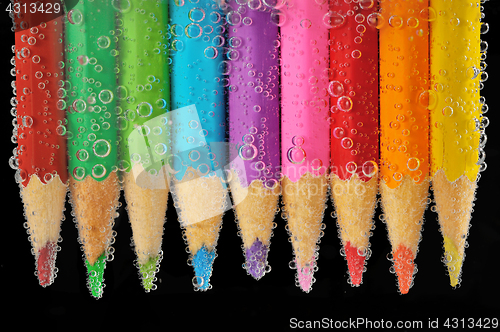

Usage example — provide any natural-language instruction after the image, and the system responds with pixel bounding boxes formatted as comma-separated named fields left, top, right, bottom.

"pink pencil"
left=280, top=0, right=331, bottom=292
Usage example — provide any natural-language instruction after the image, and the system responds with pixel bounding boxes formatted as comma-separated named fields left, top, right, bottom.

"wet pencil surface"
left=430, top=0, right=484, bottom=288
left=379, top=0, right=431, bottom=294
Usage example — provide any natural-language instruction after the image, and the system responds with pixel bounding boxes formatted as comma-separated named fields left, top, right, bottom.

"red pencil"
left=11, top=0, right=68, bottom=287
left=328, top=0, right=380, bottom=286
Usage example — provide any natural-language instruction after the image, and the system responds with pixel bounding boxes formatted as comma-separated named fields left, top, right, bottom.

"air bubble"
left=227, top=11, right=242, bottom=26
left=324, top=12, right=345, bottom=29
left=389, top=15, right=403, bottom=28
left=351, top=50, right=362, bottom=59
left=311, top=159, right=323, bottom=171
left=341, top=137, right=353, bottom=149
left=97, top=36, right=111, bottom=49
left=328, top=81, right=344, bottom=97
left=185, top=23, right=202, bottom=38
left=204, top=46, right=218, bottom=59
left=93, top=139, right=111, bottom=158
left=22, top=115, right=33, bottom=127
left=332, top=127, right=345, bottom=139
left=418, top=90, right=437, bottom=109
left=67, top=9, right=83, bottom=25
left=153, top=143, right=167, bottom=156
left=92, top=164, right=107, bottom=179
left=137, top=102, right=153, bottom=117
left=72, top=99, right=87, bottom=113
left=359, top=0, right=374, bottom=9
left=337, top=96, right=353, bottom=112
left=367, top=13, right=384, bottom=28
left=76, top=149, right=89, bottom=162
left=419, top=7, right=437, bottom=22
left=300, top=19, right=312, bottom=29
left=442, top=106, right=453, bottom=117
left=98, top=89, right=114, bottom=104
left=188, top=7, right=205, bottom=22
left=407, top=17, right=419, bottom=28
left=287, top=146, right=306, bottom=164
left=407, top=157, right=420, bottom=171
left=239, top=144, right=258, bottom=160
left=362, top=160, right=378, bottom=177
left=346, top=161, right=357, bottom=174
left=73, top=166, right=85, bottom=180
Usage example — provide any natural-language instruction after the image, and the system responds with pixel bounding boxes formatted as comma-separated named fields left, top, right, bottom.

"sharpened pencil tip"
left=244, top=239, right=269, bottom=280
left=392, top=245, right=415, bottom=295
left=85, top=253, right=107, bottom=299
left=36, top=242, right=57, bottom=287
left=295, top=257, right=317, bottom=293
left=344, top=242, right=366, bottom=286
left=192, top=246, right=216, bottom=291
left=443, top=236, right=463, bottom=288
left=138, top=256, right=160, bottom=292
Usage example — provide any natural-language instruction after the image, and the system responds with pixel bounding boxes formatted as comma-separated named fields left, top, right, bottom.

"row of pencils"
left=10, top=0, right=489, bottom=298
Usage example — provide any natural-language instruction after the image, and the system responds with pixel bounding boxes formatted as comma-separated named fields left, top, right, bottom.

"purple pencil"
left=226, top=0, right=281, bottom=280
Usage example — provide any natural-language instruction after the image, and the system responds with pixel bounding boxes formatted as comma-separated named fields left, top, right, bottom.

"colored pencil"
left=430, top=0, right=485, bottom=287
left=328, top=0, right=380, bottom=287
left=169, top=0, right=229, bottom=291
left=226, top=0, right=281, bottom=280
left=63, top=0, right=121, bottom=298
left=117, top=0, right=171, bottom=292
left=12, top=1, right=68, bottom=287
left=280, top=0, right=330, bottom=292
left=379, top=0, right=430, bottom=294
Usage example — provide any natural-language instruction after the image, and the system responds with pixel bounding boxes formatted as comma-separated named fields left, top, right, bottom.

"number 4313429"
left=444, top=318, right=499, bottom=329
left=6, top=2, right=61, bottom=14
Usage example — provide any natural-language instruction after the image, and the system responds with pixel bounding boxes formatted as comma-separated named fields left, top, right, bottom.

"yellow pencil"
left=430, top=0, right=485, bottom=287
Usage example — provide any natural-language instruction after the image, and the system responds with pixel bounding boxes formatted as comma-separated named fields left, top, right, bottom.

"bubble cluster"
left=282, top=175, right=328, bottom=292
left=379, top=0, right=430, bottom=189
left=85, top=253, right=107, bottom=299
left=135, top=252, right=163, bottom=292
left=226, top=0, right=281, bottom=189
left=64, top=0, right=119, bottom=183
left=429, top=0, right=488, bottom=182
left=428, top=0, right=487, bottom=289
left=279, top=0, right=330, bottom=184
left=7, top=0, right=489, bottom=296
left=11, top=9, right=68, bottom=187
left=229, top=171, right=280, bottom=279
left=329, top=1, right=379, bottom=182
left=124, top=165, right=169, bottom=292
left=331, top=172, right=378, bottom=286
left=68, top=171, right=120, bottom=298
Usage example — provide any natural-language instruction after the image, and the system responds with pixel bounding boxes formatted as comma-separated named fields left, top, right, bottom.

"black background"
left=1, top=1, right=498, bottom=330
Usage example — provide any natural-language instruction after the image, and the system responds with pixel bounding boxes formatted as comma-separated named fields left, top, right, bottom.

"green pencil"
left=63, top=0, right=121, bottom=299
left=117, top=0, right=171, bottom=292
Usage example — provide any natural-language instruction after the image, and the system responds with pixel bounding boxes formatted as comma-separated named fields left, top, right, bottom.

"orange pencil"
left=379, top=0, right=431, bottom=294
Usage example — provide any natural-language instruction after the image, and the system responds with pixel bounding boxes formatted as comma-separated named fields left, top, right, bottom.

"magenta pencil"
left=281, top=0, right=330, bottom=292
